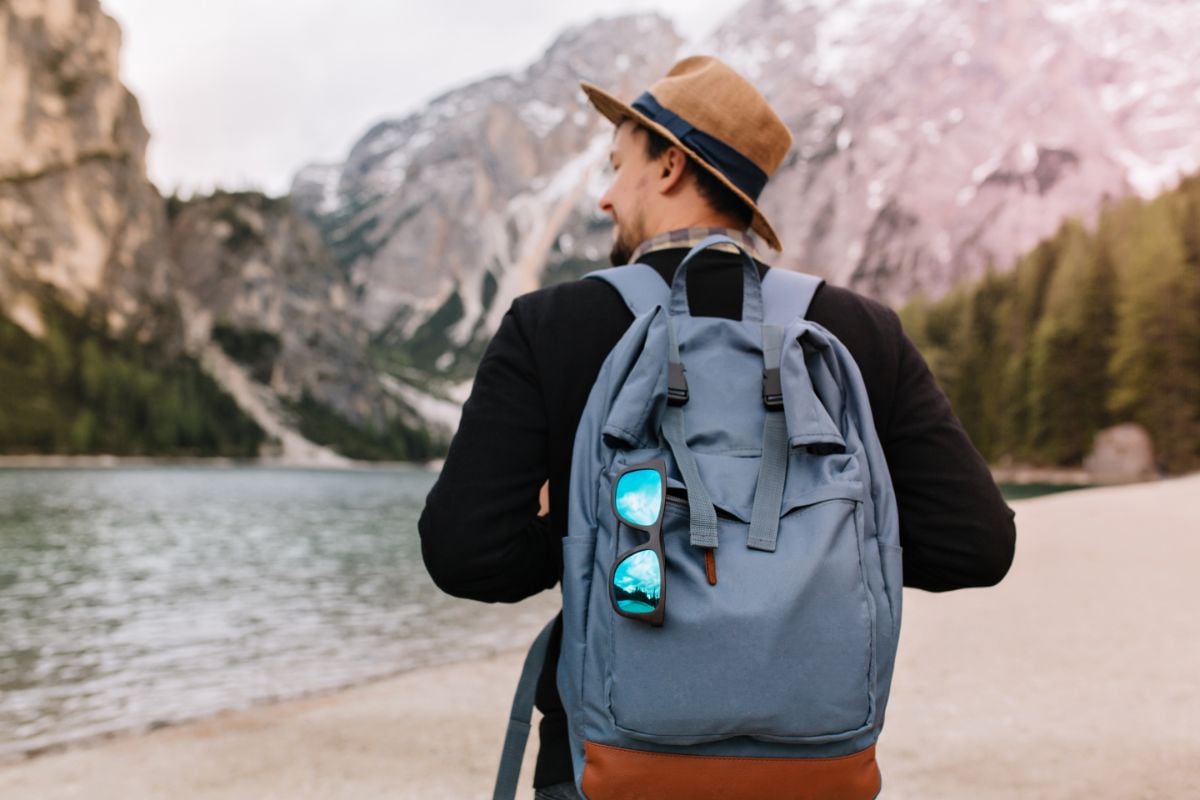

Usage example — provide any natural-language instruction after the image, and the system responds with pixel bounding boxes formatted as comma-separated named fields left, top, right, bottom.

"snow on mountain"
left=291, top=15, right=683, bottom=388
left=702, top=0, right=1200, bottom=301
left=287, top=0, right=1200, bottom=435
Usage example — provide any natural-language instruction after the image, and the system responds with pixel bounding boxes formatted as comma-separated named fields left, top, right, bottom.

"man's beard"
left=609, top=237, right=633, bottom=266
left=608, top=217, right=643, bottom=266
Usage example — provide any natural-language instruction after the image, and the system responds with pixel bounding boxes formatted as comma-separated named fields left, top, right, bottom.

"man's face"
left=598, top=122, right=657, bottom=265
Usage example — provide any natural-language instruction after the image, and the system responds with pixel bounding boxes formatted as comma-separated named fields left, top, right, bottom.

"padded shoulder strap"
left=586, top=263, right=669, bottom=316
left=591, top=262, right=821, bottom=322
left=761, top=267, right=824, bottom=325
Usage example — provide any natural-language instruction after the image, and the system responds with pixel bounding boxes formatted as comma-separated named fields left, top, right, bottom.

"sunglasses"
left=608, top=459, right=667, bottom=627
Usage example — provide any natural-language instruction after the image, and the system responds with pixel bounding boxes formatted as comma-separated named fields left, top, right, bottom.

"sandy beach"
left=1, top=474, right=1198, bottom=799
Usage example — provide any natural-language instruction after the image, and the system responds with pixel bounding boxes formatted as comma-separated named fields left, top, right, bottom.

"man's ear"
left=657, top=147, right=689, bottom=193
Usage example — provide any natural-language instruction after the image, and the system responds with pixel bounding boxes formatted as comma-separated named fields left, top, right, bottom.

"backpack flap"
left=600, top=308, right=669, bottom=450
left=779, top=323, right=846, bottom=453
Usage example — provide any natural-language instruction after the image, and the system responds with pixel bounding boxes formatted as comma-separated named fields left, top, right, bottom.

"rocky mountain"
left=293, top=0, right=1200, bottom=435
left=0, top=0, right=177, bottom=344
left=714, top=0, right=1200, bottom=302
left=0, top=0, right=421, bottom=461
left=166, top=191, right=435, bottom=461
left=291, top=16, right=684, bottom=409
left=5, top=0, right=1199, bottom=460
left=168, top=192, right=391, bottom=424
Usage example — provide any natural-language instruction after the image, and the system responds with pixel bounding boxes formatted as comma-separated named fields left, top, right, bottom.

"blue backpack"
left=495, top=236, right=903, bottom=800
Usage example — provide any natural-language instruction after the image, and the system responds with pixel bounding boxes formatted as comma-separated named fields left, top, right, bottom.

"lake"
left=0, top=466, right=1079, bottom=760
left=0, top=467, right=556, bottom=760
left=998, top=482, right=1092, bottom=501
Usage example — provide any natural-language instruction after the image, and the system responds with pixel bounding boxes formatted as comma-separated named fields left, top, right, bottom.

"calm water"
left=999, top=482, right=1092, bottom=501
left=0, top=468, right=1081, bottom=760
left=0, top=467, right=556, bottom=760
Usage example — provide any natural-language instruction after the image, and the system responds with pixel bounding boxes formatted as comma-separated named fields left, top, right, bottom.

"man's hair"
left=636, top=123, right=754, bottom=229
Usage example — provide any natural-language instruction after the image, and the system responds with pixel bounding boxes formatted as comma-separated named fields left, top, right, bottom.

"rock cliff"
left=0, top=0, right=177, bottom=342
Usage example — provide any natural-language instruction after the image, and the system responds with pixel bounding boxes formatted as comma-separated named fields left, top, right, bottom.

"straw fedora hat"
left=581, top=55, right=793, bottom=252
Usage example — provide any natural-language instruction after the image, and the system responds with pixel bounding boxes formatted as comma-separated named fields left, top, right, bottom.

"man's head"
left=599, top=120, right=754, bottom=265
left=582, top=55, right=793, bottom=261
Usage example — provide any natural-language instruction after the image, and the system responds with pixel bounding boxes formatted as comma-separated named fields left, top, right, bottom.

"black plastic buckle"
left=668, top=361, right=689, bottom=406
left=762, top=367, right=784, bottom=410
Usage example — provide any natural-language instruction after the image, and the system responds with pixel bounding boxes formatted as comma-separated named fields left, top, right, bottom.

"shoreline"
left=0, top=637, right=539, bottom=767
left=0, top=453, right=439, bottom=471
left=1, top=474, right=1198, bottom=798
left=0, top=646, right=544, bottom=800
left=988, top=464, right=1093, bottom=485
left=1, top=453, right=1169, bottom=486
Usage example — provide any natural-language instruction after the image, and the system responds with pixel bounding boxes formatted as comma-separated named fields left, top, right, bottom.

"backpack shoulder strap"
left=492, top=617, right=558, bottom=800
left=590, top=262, right=821, bottom=321
left=586, top=263, right=669, bottom=316
left=761, top=267, right=824, bottom=325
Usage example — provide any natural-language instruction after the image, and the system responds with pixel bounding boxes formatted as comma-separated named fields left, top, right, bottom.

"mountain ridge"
left=293, top=0, right=1200, bottom=414
left=4, top=0, right=1199, bottom=460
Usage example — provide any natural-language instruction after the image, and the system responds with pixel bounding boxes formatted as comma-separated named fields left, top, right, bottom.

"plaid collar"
left=628, top=227, right=761, bottom=265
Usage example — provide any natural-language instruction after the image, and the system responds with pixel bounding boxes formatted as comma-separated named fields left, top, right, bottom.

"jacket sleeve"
left=884, top=311, right=1017, bottom=591
left=418, top=296, right=559, bottom=603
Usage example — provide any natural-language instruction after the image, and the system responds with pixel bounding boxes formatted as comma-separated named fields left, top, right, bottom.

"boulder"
left=1084, top=424, right=1158, bottom=484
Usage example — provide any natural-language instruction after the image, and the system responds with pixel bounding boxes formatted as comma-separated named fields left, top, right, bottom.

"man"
left=420, top=56, right=1016, bottom=799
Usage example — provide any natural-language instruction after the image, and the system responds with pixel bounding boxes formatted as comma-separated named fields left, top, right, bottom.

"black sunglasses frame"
left=607, top=459, right=668, bottom=627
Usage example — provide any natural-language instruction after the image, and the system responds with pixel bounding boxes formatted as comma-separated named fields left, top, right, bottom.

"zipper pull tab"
left=704, top=548, right=717, bottom=586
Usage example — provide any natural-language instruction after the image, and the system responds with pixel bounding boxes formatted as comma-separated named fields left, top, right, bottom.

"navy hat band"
left=631, top=92, right=769, bottom=202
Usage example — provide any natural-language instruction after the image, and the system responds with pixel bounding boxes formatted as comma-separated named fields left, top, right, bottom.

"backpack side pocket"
left=560, top=534, right=596, bottom=721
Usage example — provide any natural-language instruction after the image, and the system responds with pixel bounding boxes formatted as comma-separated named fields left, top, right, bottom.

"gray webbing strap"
left=747, top=324, right=789, bottom=552
left=662, top=316, right=720, bottom=549
left=493, top=618, right=558, bottom=800
left=749, top=269, right=821, bottom=551
left=662, top=407, right=720, bottom=549
left=586, top=263, right=670, bottom=316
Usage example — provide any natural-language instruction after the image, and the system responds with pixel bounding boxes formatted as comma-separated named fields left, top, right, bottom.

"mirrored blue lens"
left=612, top=550, right=661, bottom=613
left=614, top=469, right=663, bottom=527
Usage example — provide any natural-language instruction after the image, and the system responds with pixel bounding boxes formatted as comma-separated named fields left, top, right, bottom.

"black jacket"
left=419, top=248, right=1017, bottom=786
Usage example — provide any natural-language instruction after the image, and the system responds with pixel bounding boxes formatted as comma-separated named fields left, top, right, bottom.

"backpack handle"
left=668, top=234, right=764, bottom=322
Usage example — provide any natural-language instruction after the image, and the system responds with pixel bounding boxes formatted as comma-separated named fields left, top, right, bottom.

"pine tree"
left=900, top=174, right=1200, bottom=475
left=954, top=269, right=1009, bottom=460
left=1028, top=219, right=1114, bottom=463
left=1106, top=195, right=1200, bottom=472
left=999, top=236, right=1062, bottom=461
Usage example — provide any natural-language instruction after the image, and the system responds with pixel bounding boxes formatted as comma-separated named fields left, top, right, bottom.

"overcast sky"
left=99, top=0, right=744, bottom=197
